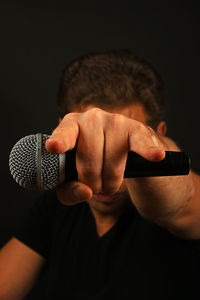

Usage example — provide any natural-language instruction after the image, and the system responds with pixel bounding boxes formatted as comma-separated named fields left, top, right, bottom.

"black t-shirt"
left=14, top=190, right=200, bottom=300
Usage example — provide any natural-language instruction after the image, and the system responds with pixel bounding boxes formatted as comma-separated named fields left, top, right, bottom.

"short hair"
left=57, top=49, right=165, bottom=129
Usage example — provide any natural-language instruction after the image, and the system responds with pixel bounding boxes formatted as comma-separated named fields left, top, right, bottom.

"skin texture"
left=0, top=102, right=199, bottom=300
left=46, top=103, right=200, bottom=239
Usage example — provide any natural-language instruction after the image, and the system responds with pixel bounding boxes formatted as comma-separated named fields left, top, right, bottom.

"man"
left=1, top=50, right=200, bottom=299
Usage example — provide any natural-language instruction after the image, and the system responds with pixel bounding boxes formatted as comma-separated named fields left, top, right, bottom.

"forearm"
left=126, top=171, right=194, bottom=221
left=126, top=136, right=200, bottom=238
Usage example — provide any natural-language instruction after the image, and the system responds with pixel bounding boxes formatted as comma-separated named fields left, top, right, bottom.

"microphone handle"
left=65, top=149, right=190, bottom=182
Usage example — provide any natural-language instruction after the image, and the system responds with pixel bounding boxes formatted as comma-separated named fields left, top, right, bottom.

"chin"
left=88, top=190, right=131, bottom=215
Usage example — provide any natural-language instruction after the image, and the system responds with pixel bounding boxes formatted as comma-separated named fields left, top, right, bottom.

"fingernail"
left=73, top=185, right=86, bottom=200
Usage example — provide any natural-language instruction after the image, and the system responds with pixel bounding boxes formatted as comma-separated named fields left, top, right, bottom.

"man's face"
left=71, top=103, right=166, bottom=217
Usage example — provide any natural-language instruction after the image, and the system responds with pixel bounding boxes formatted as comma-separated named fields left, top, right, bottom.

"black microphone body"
left=9, top=133, right=190, bottom=191
left=66, top=148, right=190, bottom=180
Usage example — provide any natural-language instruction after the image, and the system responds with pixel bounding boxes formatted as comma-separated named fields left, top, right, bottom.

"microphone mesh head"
left=9, top=134, right=60, bottom=191
left=40, top=135, right=60, bottom=190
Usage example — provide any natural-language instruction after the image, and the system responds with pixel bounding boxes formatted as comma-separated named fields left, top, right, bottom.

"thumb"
left=56, top=181, right=93, bottom=205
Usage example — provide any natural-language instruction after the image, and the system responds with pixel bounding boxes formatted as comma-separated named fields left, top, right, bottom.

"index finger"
left=128, top=120, right=166, bottom=162
left=45, top=114, right=79, bottom=154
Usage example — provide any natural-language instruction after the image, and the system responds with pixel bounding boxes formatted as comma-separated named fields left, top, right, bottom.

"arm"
left=0, top=238, right=45, bottom=300
left=126, top=136, right=200, bottom=240
left=46, top=108, right=200, bottom=240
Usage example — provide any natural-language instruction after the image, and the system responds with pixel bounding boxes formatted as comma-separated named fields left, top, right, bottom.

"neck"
left=89, top=205, right=127, bottom=237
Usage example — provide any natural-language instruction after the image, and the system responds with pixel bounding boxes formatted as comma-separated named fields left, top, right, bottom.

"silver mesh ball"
left=40, top=134, right=60, bottom=190
left=9, top=134, right=60, bottom=191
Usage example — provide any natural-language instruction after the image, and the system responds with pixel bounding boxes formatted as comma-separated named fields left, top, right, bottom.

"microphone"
left=9, top=133, right=190, bottom=191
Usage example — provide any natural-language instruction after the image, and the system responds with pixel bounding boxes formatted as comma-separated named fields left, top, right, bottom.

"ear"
left=156, top=121, right=167, bottom=136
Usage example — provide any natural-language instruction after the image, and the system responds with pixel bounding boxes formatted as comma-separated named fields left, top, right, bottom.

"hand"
left=45, top=107, right=166, bottom=204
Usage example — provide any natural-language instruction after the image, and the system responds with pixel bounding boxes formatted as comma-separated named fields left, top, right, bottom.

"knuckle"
left=89, top=107, right=103, bottom=114
left=146, top=125, right=154, bottom=131
left=63, top=113, right=73, bottom=120
left=84, top=168, right=102, bottom=178
left=110, top=113, right=125, bottom=128
left=129, top=120, right=147, bottom=137
left=87, top=107, right=102, bottom=117
left=78, top=164, right=102, bottom=178
left=146, top=125, right=156, bottom=136
left=63, top=112, right=78, bottom=122
left=145, top=125, right=158, bottom=142
left=84, top=107, right=103, bottom=125
left=134, top=120, right=145, bottom=131
left=51, top=127, right=64, bottom=137
left=51, top=127, right=58, bottom=136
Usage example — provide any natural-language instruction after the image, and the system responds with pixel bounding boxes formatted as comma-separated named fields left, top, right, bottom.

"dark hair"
left=57, top=49, right=165, bottom=129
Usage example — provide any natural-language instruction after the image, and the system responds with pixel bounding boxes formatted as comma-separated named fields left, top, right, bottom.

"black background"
left=0, top=1, right=199, bottom=247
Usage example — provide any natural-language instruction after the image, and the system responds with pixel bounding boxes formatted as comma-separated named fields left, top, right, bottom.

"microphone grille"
left=40, top=134, right=60, bottom=190
left=9, top=134, right=60, bottom=191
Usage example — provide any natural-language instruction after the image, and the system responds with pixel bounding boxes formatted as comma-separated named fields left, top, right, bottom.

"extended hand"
left=45, top=108, right=166, bottom=204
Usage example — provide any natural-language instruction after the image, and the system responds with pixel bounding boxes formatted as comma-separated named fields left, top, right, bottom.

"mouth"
left=94, top=192, right=121, bottom=203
